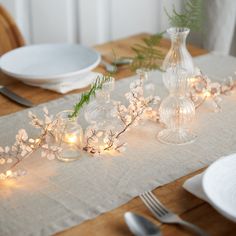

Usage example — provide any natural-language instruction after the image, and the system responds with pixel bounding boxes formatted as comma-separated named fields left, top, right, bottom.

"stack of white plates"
left=0, top=44, right=101, bottom=88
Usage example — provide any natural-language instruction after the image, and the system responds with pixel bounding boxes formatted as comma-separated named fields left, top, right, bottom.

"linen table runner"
left=0, top=53, right=236, bottom=236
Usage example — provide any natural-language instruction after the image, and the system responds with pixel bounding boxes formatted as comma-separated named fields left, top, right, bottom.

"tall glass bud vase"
left=162, top=27, right=194, bottom=90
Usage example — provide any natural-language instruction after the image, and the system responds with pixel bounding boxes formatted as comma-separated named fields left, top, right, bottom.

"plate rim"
left=202, top=154, right=236, bottom=222
left=0, top=43, right=101, bottom=80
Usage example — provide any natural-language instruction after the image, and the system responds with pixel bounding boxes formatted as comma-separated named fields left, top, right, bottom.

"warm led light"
left=35, top=138, right=40, bottom=144
left=189, top=77, right=197, bottom=83
left=6, top=170, right=12, bottom=177
left=204, top=91, right=211, bottom=98
left=65, top=133, right=77, bottom=144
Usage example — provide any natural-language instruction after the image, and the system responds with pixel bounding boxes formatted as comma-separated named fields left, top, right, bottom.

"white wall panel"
left=0, top=0, right=31, bottom=43
left=30, top=0, right=77, bottom=44
left=111, top=0, right=159, bottom=39
left=77, top=0, right=111, bottom=45
left=158, top=0, right=182, bottom=32
left=0, top=0, right=183, bottom=46
left=0, top=0, right=16, bottom=16
left=15, top=0, right=31, bottom=44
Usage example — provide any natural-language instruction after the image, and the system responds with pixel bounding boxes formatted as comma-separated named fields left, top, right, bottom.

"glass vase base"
left=57, top=147, right=83, bottom=162
left=157, top=129, right=197, bottom=145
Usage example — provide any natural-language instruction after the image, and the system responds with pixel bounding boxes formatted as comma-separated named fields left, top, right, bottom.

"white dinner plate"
left=0, top=44, right=101, bottom=85
left=202, top=154, right=236, bottom=222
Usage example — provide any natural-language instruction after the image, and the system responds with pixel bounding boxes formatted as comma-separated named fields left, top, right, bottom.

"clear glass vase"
left=162, top=27, right=194, bottom=90
left=84, top=77, right=120, bottom=130
left=158, top=67, right=197, bottom=145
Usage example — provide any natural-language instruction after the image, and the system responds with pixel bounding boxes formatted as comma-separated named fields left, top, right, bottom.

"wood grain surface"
left=0, top=33, right=206, bottom=116
left=0, top=33, right=235, bottom=236
left=0, top=4, right=25, bottom=56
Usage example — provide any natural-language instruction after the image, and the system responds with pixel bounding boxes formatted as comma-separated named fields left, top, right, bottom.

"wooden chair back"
left=0, top=4, right=25, bottom=56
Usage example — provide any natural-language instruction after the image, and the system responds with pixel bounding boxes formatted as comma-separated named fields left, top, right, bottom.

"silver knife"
left=0, top=85, right=34, bottom=107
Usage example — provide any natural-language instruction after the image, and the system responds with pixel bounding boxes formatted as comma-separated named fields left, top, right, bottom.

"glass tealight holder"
left=158, top=67, right=197, bottom=145
left=56, top=110, right=83, bottom=162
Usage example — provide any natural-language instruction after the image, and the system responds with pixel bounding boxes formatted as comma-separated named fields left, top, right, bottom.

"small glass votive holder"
left=56, top=110, right=83, bottom=162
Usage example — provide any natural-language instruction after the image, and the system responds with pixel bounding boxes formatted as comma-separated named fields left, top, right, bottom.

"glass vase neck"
left=164, top=66, right=189, bottom=95
left=168, top=28, right=190, bottom=56
left=167, top=27, right=190, bottom=42
left=162, top=27, right=194, bottom=86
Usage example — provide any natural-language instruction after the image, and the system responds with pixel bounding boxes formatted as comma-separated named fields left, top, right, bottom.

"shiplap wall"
left=0, top=0, right=181, bottom=46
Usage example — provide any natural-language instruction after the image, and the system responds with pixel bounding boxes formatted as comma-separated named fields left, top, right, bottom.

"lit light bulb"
left=65, top=133, right=77, bottom=144
left=189, top=77, right=197, bottom=84
left=6, top=170, right=12, bottom=177
left=35, top=138, right=40, bottom=143
left=204, top=91, right=211, bottom=98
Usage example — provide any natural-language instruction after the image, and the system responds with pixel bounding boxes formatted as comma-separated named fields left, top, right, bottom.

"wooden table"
left=1, top=34, right=236, bottom=236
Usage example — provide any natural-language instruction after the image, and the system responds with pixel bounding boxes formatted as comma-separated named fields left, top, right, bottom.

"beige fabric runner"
left=0, top=53, right=236, bottom=236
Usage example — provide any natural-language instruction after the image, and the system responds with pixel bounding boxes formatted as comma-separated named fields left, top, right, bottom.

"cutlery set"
left=125, top=191, right=208, bottom=236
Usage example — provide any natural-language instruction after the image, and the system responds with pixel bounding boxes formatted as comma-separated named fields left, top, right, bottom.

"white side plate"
left=202, top=154, right=236, bottom=222
left=0, top=44, right=101, bottom=85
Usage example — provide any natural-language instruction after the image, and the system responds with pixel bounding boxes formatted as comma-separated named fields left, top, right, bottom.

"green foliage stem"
left=129, top=32, right=165, bottom=71
left=165, top=0, right=203, bottom=32
left=113, top=1, right=203, bottom=72
left=69, top=75, right=112, bottom=118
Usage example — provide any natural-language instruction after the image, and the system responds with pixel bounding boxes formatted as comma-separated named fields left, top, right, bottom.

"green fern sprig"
left=113, top=0, right=202, bottom=72
left=129, top=32, right=164, bottom=71
left=165, top=0, right=203, bottom=31
left=69, top=75, right=112, bottom=118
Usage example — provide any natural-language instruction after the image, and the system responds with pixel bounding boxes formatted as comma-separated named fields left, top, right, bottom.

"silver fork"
left=140, top=191, right=208, bottom=236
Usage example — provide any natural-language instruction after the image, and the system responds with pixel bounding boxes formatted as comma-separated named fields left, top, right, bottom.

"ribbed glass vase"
left=158, top=67, right=197, bottom=145
left=162, top=27, right=194, bottom=90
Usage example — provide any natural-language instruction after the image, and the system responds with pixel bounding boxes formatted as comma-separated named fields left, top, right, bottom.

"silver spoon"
left=124, top=212, right=162, bottom=236
left=100, top=60, right=117, bottom=73
left=101, top=58, right=132, bottom=73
